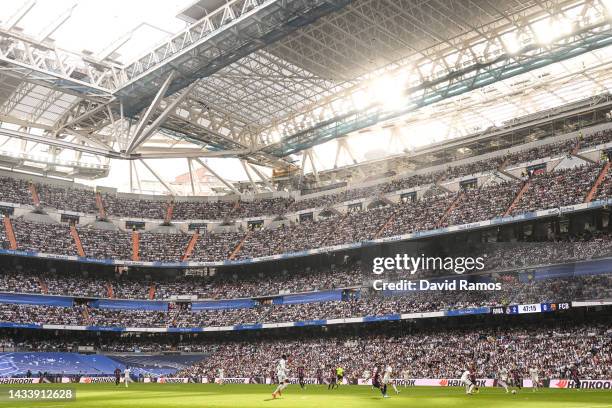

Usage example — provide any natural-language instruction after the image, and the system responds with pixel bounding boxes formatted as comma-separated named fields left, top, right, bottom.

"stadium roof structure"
left=0, top=0, right=612, bottom=193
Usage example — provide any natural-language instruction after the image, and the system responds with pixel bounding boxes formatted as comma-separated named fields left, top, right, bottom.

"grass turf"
left=0, top=383, right=610, bottom=408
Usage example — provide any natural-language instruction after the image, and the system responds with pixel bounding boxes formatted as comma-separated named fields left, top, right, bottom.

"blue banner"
left=0, top=322, right=42, bottom=329
left=294, top=319, right=327, bottom=327
left=167, top=327, right=203, bottom=333
left=362, top=314, right=401, bottom=322
left=274, top=290, right=343, bottom=305
left=0, top=293, right=73, bottom=307
left=191, top=299, right=255, bottom=311
left=574, top=258, right=612, bottom=276
left=90, top=299, right=168, bottom=311
left=85, top=325, right=125, bottom=332
left=233, top=323, right=263, bottom=330
left=445, top=307, right=490, bottom=317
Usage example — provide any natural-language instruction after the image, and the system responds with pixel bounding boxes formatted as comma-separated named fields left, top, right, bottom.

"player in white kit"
left=382, top=365, right=400, bottom=396
left=497, top=367, right=510, bottom=393
left=461, top=369, right=475, bottom=395
left=124, top=367, right=131, bottom=388
left=529, top=367, right=540, bottom=392
left=218, top=368, right=225, bottom=385
left=272, top=355, right=290, bottom=399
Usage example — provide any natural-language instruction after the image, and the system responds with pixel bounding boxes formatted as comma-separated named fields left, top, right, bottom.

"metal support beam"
left=54, top=99, right=117, bottom=134
left=306, top=149, right=320, bottom=184
left=187, top=158, right=197, bottom=196
left=38, top=4, right=77, bottom=43
left=134, top=148, right=250, bottom=159
left=0, top=126, right=120, bottom=157
left=298, top=151, right=308, bottom=188
left=139, top=159, right=177, bottom=196
left=334, top=138, right=358, bottom=168
left=64, top=129, right=114, bottom=151
left=241, top=159, right=259, bottom=193
left=248, top=163, right=274, bottom=192
left=116, top=0, right=352, bottom=116
left=126, top=71, right=176, bottom=153
left=261, top=16, right=612, bottom=158
left=333, top=140, right=342, bottom=169
left=4, top=0, right=36, bottom=30
left=127, top=82, right=198, bottom=154
left=133, top=161, right=142, bottom=193
left=193, top=157, right=240, bottom=195
left=129, top=160, right=133, bottom=193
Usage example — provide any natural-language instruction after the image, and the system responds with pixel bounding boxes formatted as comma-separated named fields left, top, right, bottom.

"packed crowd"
left=0, top=176, right=33, bottom=206
left=12, top=219, right=77, bottom=255
left=512, top=164, right=601, bottom=215
left=176, top=322, right=612, bottom=381
left=1, top=232, right=610, bottom=301
left=0, top=155, right=609, bottom=263
left=0, top=219, right=8, bottom=250
left=0, top=303, right=83, bottom=326
left=484, top=235, right=612, bottom=271
left=380, top=194, right=449, bottom=237
left=101, top=194, right=166, bottom=220
left=0, top=273, right=609, bottom=328
left=190, top=230, right=244, bottom=262
left=505, top=138, right=576, bottom=166
left=37, top=184, right=97, bottom=214
left=596, top=164, right=611, bottom=201
left=139, top=232, right=191, bottom=262
left=0, top=128, right=607, bottom=224
left=238, top=218, right=337, bottom=258
left=77, top=226, right=132, bottom=260
left=579, top=128, right=612, bottom=150
left=0, top=262, right=365, bottom=300
left=1, top=319, right=609, bottom=383
left=442, top=180, right=520, bottom=226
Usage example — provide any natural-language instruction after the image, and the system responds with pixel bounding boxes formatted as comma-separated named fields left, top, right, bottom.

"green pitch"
left=0, top=383, right=610, bottom=407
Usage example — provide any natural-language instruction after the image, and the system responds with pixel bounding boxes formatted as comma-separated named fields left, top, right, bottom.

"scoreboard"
left=492, top=302, right=570, bottom=315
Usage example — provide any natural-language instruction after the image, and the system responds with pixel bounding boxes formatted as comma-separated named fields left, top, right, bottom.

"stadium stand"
left=177, top=322, right=612, bottom=381
left=37, top=184, right=97, bottom=214
left=12, top=218, right=77, bottom=256
left=0, top=128, right=607, bottom=231
left=77, top=226, right=132, bottom=260
left=0, top=320, right=608, bottom=382
left=2, top=4, right=612, bottom=408
left=139, top=232, right=191, bottom=262
left=0, top=271, right=609, bottom=329
left=0, top=177, right=32, bottom=207
left=2, top=153, right=596, bottom=262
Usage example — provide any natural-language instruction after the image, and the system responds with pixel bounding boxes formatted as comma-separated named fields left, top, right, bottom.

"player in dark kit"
left=114, top=367, right=121, bottom=386
left=570, top=366, right=581, bottom=390
left=328, top=367, right=338, bottom=390
left=469, top=370, right=479, bottom=394
left=297, top=365, right=306, bottom=389
left=316, top=367, right=324, bottom=385
left=269, top=369, right=276, bottom=386
left=511, top=368, right=523, bottom=389
left=372, top=366, right=385, bottom=397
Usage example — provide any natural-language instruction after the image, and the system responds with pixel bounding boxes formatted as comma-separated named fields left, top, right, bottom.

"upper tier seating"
left=0, top=128, right=607, bottom=222
left=0, top=158, right=610, bottom=262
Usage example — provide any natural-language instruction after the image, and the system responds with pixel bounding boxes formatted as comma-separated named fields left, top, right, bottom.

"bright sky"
left=1, top=0, right=193, bottom=62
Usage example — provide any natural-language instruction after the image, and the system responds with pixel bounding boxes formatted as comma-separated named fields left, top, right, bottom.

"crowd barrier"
left=3, top=376, right=610, bottom=389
